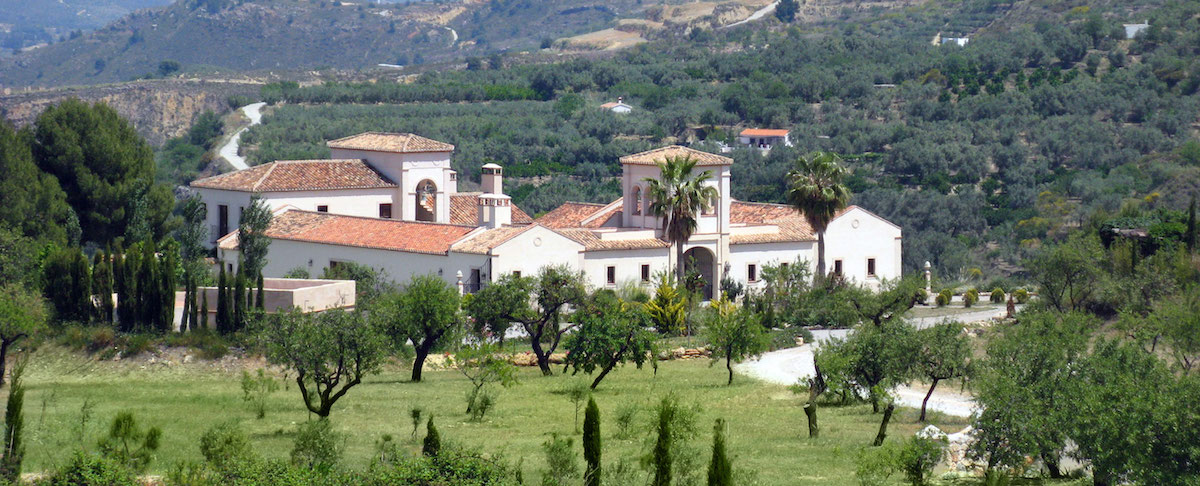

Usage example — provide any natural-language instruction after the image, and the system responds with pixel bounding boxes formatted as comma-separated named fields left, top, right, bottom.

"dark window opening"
left=834, top=260, right=843, bottom=276
left=867, top=258, right=876, bottom=276
left=218, top=205, right=229, bottom=238
left=640, top=264, right=650, bottom=282
left=513, top=271, right=521, bottom=278
left=379, top=203, right=392, bottom=219
left=606, top=266, right=616, bottom=285
left=748, top=264, right=758, bottom=282
left=317, top=205, right=329, bottom=213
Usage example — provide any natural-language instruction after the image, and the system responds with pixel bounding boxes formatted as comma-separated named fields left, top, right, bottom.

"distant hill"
left=0, top=0, right=172, bottom=53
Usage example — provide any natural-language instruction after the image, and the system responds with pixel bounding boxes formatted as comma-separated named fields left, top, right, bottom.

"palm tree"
left=786, top=151, right=851, bottom=282
left=643, top=156, right=720, bottom=283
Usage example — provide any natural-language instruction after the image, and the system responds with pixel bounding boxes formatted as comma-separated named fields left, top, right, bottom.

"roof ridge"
left=580, top=198, right=624, bottom=225
left=274, top=158, right=366, bottom=164
left=251, top=162, right=279, bottom=192
left=289, top=209, right=478, bottom=229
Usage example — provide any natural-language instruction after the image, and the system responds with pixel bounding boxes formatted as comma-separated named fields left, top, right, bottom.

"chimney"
left=481, top=163, right=503, bottom=195
left=477, top=193, right=512, bottom=229
left=617, top=96, right=623, bottom=104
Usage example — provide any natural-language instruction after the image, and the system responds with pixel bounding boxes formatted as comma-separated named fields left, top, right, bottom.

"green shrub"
left=199, top=422, right=253, bottom=469
left=541, top=433, right=578, bottom=486
left=241, top=369, right=279, bottom=419
left=97, top=411, right=161, bottom=473
left=46, top=451, right=138, bottom=486
left=895, top=436, right=946, bottom=486
left=935, top=289, right=951, bottom=307
left=121, top=334, right=154, bottom=357
left=854, top=444, right=896, bottom=486
left=963, top=289, right=979, bottom=308
left=767, top=326, right=814, bottom=351
left=990, top=288, right=1005, bottom=304
left=290, top=419, right=342, bottom=472
left=1014, top=288, right=1030, bottom=304
left=613, top=402, right=639, bottom=440
left=423, top=416, right=441, bottom=457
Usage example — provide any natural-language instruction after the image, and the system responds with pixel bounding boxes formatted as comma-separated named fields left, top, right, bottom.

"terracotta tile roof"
left=451, top=225, right=540, bottom=255
left=556, top=229, right=669, bottom=251
left=729, top=201, right=801, bottom=225
left=449, top=193, right=533, bottom=226
left=327, top=132, right=454, bottom=153
left=535, top=200, right=622, bottom=229
left=727, top=202, right=863, bottom=244
left=246, top=210, right=478, bottom=255
left=600, top=102, right=630, bottom=109
left=619, top=146, right=732, bottom=166
left=740, top=128, right=790, bottom=137
left=191, top=160, right=395, bottom=192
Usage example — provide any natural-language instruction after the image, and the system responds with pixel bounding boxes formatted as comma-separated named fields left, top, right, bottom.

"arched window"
left=703, top=195, right=718, bottom=216
left=415, top=179, right=437, bottom=222
left=632, top=186, right=642, bottom=215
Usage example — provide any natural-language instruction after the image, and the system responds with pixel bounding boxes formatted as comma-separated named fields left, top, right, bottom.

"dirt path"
left=218, top=101, right=266, bottom=171
left=723, top=0, right=778, bottom=29
left=734, top=330, right=978, bottom=417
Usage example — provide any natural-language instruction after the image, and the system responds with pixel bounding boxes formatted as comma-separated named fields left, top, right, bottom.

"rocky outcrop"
left=0, top=79, right=261, bottom=145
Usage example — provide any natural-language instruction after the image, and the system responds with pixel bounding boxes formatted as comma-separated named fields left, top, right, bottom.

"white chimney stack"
left=477, top=194, right=512, bottom=229
left=481, top=163, right=503, bottom=195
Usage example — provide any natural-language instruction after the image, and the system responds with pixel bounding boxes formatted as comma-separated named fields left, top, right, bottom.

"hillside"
left=0, top=0, right=774, bottom=89
left=0, top=0, right=172, bottom=54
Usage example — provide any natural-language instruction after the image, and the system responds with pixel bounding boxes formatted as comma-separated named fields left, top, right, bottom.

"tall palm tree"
left=786, top=151, right=851, bottom=283
left=643, top=156, right=720, bottom=283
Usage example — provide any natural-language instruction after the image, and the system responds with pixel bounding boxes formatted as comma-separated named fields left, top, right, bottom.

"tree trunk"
left=411, top=344, right=431, bottom=382
left=920, top=378, right=939, bottom=422
left=530, top=336, right=553, bottom=376
left=872, top=403, right=895, bottom=446
left=592, top=363, right=615, bottom=390
left=1042, top=452, right=1063, bottom=479
left=803, top=401, right=819, bottom=438
left=675, top=240, right=685, bottom=284
left=816, top=229, right=826, bottom=284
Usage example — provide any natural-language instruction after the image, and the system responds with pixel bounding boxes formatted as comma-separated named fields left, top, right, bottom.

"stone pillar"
left=924, top=261, right=932, bottom=304
left=456, top=271, right=464, bottom=296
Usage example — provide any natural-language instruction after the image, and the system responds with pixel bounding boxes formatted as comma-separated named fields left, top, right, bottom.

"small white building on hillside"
left=600, top=97, right=633, bottom=114
left=192, top=133, right=902, bottom=297
left=738, top=128, right=792, bottom=151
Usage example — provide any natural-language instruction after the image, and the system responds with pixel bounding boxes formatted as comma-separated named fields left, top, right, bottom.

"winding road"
left=218, top=102, right=266, bottom=171
left=723, top=0, right=779, bottom=29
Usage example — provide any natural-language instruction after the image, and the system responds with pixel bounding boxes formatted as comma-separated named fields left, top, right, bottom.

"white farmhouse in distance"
left=192, top=133, right=902, bottom=297
left=738, top=128, right=792, bottom=152
left=600, top=97, right=633, bottom=114
left=1123, top=22, right=1149, bottom=39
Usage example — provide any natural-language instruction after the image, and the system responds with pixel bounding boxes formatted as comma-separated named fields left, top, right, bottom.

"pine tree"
left=707, top=419, right=732, bottom=486
left=0, top=359, right=27, bottom=482
left=422, top=416, right=441, bottom=457
left=255, top=273, right=265, bottom=310
left=216, top=266, right=228, bottom=333
left=583, top=397, right=601, bottom=486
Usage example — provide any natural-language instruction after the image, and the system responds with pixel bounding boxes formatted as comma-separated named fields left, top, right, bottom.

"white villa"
left=738, top=128, right=792, bottom=151
left=191, top=132, right=902, bottom=297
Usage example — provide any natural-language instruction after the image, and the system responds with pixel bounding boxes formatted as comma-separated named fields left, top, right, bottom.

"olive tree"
left=259, top=309, right=386, bottom=417
left=375, top=274, right=461, bottom=382
left=914, top=321, right=972, bottom=422
left=563, top=290, right=657, bottom=390
left=702, top=298, right=769, bottom=385
left=466, top=265, right=586, bottom=376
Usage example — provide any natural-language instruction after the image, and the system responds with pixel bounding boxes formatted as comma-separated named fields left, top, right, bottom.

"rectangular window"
left=317, top=205, right=329, bottom=213
left=867, top=258, right=877, bottom=276
left=513, top=271, right=521, bottom=278
left=748, top=264, right=758, bottom=282
left=328, top=260, right=342, bottom=270
left=238, top=206, right=244, bottom=225
left=640, top=264, right=651, bottom=282
left=379, top=203, right=392, bottom=219
left=780, top=262, right=789, bottom=270
left=606, top=266, right=616, bottom=285
left=218, top=205, right=229, bottom=237
left=834, top=260, right=844, bottom=276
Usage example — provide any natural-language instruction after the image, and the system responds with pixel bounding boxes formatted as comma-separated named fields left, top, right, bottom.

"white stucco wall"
left=195, top=188, right=253, bottom=246
left=235, top=238, right=488, bottom=288
left=823, top=207, right=903, bottom=288
left=728, top=242, right=813, bottom=290
left=488, top=227, right=584, bottom=279
left=582, top=248, right=671, bottom=290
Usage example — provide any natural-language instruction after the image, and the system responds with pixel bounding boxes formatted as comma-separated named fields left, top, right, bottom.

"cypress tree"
left=707, top=419, right=732, bottom=486
left=216, top=266, right=228, bottom=333
left=137, top=242, right=158, bottom=332
left=652, top=398, right=673, bottom=486
left=422, top=416, right=441, bottom=457
left=583, top=397, right=601, bottom=486
left=255, top=273, right=265, bottom=310
left=159, top=243, right=177, bottom=332
left=113, top=248, right=130, bottom=329
left=200, top=289, right=209, bottom=330
left=1188, top=197, right=1196, bottom=253
left=0, top=359, right=26, bottom=482
left=233, top=274, right=246, bottom=332
left=70, top=251, right=92, bottom=323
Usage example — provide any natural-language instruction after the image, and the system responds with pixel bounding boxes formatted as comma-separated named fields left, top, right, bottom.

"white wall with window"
left=822, top=206, right=902, bottom=289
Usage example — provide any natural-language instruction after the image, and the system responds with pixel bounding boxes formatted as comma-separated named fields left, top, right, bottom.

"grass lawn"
left=15, top=346, right=975, bottom=484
